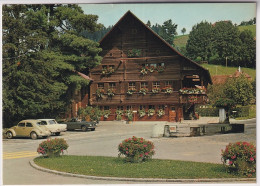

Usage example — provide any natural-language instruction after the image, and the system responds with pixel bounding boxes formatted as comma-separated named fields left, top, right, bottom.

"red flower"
left=229, top=161, right=233, bottom=165
left=143, top=145, right=147, bottom=147
left=250, top=157, right=254, bottom=161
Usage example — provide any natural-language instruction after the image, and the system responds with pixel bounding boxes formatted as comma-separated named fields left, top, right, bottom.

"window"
left=18, top=123, right=25, bottom=127
left=165, top=81, right=173, bottom=88
left=148, top=105, right=155, bottom=109
left=26, top=123, right=33, bottom=127
left=109, top=83, right=116, bottom=90
left=158, top=105, right=165, bottom=110
left=104, top=106, right=110, bottom=110
left=98, top=83, right=104, bottom=90
left=152, top=81, right=160, bottom=88
left=158, top=62, right=165, bottom=67
left=128, top=82, right=136, bottom=90
left=126, top=105, right=133, bottom=110
left=139, top=105, right=146, bottom=110
left=141, top=82, right=148, bottom=89
left=150, top=63, right=157, bottom=68
left=117, top=106, right=123, bottom=110
left=99, top=106, right=103, bottom=110
left=40, top=121, right=47, bottom=125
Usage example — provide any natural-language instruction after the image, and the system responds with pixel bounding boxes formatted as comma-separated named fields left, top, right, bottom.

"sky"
left=80, top=3, right=256, bottom=35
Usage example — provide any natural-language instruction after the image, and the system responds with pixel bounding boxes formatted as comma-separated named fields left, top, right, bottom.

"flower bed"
left=118, top=136, right=155, bottom=163
left=221, top=142, right=256, bottom=177
left=37, top=138, right=69, bottom=158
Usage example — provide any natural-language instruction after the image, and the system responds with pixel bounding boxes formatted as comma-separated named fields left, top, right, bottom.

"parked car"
left=38, top=119, right=67, bottom=136
left=63, top=118, right=97, bottom=132
left=5, top=120, right=51, bottom=140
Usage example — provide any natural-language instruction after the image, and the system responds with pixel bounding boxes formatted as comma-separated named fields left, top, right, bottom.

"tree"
left=181, top=27, right=186, bottom=35
left=186, top=21, right=213, bottom=61
left=3, top=5, right=103, bottom=127
left=238, top=29, right=256, bottom=68
left=223, top=76, right=254, bottom=106
left=146, top=20, right=151, bottom=27
left=160, top=19, right=178, bottom=46
left=212, top=21, right=241, bottom=66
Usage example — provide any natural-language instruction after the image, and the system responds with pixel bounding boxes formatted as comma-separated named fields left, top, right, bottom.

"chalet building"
left=88, top=11, right=212, bottom=122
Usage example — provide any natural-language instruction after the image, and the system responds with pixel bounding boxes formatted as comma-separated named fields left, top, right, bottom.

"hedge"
left=195, top=105, right=255, bottom=118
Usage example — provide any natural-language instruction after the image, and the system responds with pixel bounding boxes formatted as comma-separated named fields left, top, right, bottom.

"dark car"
left=63, top=118, right=97, bottom=132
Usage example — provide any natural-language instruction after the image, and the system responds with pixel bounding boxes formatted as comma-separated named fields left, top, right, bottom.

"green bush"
left=195, top=107, right=219, bottom=117
left=37, top=138, right=69, bottom=157
left=221, top=142, right=256, bottom=177
left=118, top=136, right=155, bottom=163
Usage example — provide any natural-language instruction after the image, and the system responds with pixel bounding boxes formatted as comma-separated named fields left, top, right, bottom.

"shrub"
left=37, top=138, right=69, bottom=158
left=221, top=142, right=256, bottom=177
left=118, top=136, right=155, bottom=163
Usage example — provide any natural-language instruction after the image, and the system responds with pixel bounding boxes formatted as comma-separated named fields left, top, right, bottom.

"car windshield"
left=49, top=120, right=57, bottom=124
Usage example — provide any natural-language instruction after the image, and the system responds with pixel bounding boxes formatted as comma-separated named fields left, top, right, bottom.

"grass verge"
left=34, top=155, right=251, bottom=179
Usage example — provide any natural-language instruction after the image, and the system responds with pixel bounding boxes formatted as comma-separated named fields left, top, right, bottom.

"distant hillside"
left=173, top=35, right=189, bottom=48
left=238, top=25, right=256, bottom=37
left=201, top=64, right=256, bottom=80
left=173, top=25, right=256, bottom=49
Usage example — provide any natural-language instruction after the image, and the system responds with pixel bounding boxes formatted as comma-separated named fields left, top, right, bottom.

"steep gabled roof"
left=99, top=10, right=212, bottom=84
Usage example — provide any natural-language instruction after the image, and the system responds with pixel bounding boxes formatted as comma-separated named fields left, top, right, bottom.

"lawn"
left=34, top=155, right=250, bottom=179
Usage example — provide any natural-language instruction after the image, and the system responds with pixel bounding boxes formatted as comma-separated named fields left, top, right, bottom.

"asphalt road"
left=2, top=119, right=256, bottom=185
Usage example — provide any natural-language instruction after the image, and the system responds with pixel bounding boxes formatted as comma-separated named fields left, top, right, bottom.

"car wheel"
left=55, top=132, right=60, bottom=136
left=6, top=131, right=13, bottom=139
left=91, top=128, right=95, bottom=131
left=30, top=132, right=38, bottom=140
left=81, top=126, right=88, bottom=132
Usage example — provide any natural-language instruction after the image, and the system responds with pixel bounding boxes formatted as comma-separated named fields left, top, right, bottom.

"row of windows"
left=99, top=105, right=166, bottom=111
left=101, top=63, right=165, bottom=71
left=97, top=81, right=173, bottom=90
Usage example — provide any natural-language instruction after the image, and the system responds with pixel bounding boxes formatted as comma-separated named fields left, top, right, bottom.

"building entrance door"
left=169, top=106, right=176, bottom=122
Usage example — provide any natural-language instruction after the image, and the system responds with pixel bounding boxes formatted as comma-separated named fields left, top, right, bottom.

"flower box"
left=139, top=88, right=148, bottom=95
left=151, top=88, right=160, bottom=94
left=138, top=109, right=146, bottom=117
left=126, top=89, right=136, bottom=95
left=179, top=88, right=206, bottom=94
left=157, top=109, right=165, bottom=117
left=147, top=109, right=155, bottom=116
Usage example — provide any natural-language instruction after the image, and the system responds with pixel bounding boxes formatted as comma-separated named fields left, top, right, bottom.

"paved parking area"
left=2, top=118, right=256, bottom=185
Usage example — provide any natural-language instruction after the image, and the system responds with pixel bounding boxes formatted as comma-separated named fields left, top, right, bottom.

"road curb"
left=29, top=160, right=256, bottom=183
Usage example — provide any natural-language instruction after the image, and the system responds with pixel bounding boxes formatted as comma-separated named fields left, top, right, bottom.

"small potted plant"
left=107, top=89, right=115, bottom=97
left=140, top=67, right=148, bottom=75
left=125, top=110, right=133, bottom=123
left=147, top=109, right=155, bottom=117
left=157, top=66, right=165, bottom=73
left=162, top=87, right=173, bottom=94
left=157, top=109, right=165, bottom=117
left=103, top=110, right=111, bottom=119
left=139, top=88, right=148, bottom=95
left=152, top=88, right=160, bottom=94
left=126, top=89, right=136, bottom=95
left=115, top=109, right=124, bottom=121
left=96, top=89, right=104, bottom=98
left=138, top=109, right=146, bottom=118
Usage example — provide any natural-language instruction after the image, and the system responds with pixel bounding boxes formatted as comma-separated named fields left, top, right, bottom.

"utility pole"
left=226, top=57, right=228, bottom=67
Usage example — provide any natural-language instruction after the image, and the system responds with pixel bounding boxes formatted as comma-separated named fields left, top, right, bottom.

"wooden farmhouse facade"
left=88, top=11, right=212, bottom=122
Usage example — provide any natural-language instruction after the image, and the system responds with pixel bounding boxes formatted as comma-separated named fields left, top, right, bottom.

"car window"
left=37, top=121, right=44, bottom=126
left=40, top=121, right=47, bottom=125
left=49, top=120, right=56, bottom=124
left=18, top=123, right=25, bottom=127
left=26, top=123, right=33, bottom=127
